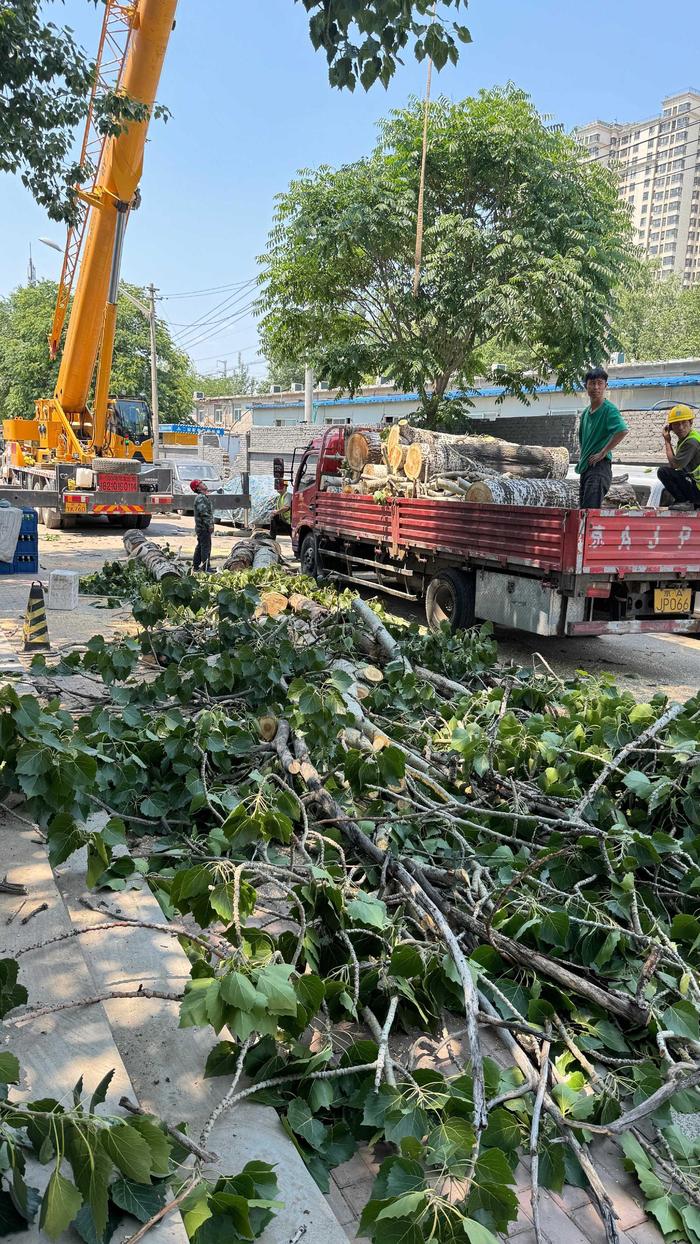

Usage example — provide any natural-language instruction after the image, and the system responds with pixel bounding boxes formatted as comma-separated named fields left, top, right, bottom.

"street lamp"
left=38, top=238, right=160, bottom=462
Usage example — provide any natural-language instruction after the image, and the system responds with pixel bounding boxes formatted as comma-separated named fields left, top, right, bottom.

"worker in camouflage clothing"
left=190, top=480, right=214, bottom=572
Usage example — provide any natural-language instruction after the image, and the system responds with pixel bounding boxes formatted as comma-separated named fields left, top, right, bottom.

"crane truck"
left=0, top=0, right=178, bottom=529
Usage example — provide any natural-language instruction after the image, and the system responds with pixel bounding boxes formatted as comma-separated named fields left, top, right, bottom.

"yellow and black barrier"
left=23, top=581, right=50, bottom=651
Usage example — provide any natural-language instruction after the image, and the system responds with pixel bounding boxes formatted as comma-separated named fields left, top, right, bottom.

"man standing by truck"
left=657, top=405, right=700, bottom=510
left=190, top=480, right=214, bottom=572
left=576, top=367, right=628, bottom=507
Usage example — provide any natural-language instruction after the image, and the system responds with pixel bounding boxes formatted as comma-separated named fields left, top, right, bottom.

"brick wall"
left=479, top=411, right=666, bottom=464
left=231, top=425, right=316, bottom=476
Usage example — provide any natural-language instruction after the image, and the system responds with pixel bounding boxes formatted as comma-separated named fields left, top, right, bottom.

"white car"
left=165, top=459, right=223, bottom=515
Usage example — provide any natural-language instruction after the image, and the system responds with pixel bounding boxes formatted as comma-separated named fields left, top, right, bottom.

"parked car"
left=164, top=459, right=223, bottom=515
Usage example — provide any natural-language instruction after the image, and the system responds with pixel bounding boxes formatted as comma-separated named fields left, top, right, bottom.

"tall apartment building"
left=575, top=90, right=700, bottom=285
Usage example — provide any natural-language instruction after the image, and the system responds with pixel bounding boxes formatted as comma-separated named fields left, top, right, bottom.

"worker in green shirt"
left=576, top=367, right=629, bottom=507
left=657, top=404, right=700, bottom=510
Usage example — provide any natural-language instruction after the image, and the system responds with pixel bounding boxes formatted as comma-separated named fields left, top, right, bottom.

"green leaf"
left=346, top=894, right=388, bottom=930
left=461, top=1219, right=501, bottom=1244
left=646, top=1196, right=684, bottom=1235
left=623, top=770, right=652, bottom=799
left=286, top=1098, right=327, bottom=1151
left=482, top=1108, right=520, bottom=1152
left=89, top=1068, right=115, bottom=1113
left=100, top=1124, right=153, bottom=1183
left=110, top=1179, right=169, bottom=1224
left=376, top=1191, right=427, bottom=1220
left=538, top=909, right=569, bottom=947
left=0, top=1052, right=20, bottom=1085
left=39, top=1170, right=82, bottom=1240
left=254, top=964, right=298, bottom=1017
left=662, top=1000, right=699, bottom=1041
left=127, top=1117, right=171, bottom=1177
left=0, top=959, right=27, bottom=1019
left=219, top=972, right=259, bottom=1012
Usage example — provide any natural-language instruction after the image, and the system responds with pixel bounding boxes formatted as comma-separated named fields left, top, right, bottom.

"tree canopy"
left=0, top=280, right=196, bottom=422
left=2, top=0, right=471, bottom=221
left=259, top=87, right=636, bottom=426
left=614, top=264, right=700, bottom=362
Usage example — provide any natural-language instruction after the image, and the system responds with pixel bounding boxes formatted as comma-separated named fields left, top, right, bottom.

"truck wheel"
left=135, top=515, right=151, bottom=529
left=299, top=533, right=319, bottom=579
left=425, top=569, right=476, bottom=632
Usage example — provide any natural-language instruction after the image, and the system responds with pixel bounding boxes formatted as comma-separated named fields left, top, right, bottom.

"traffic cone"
left=23, top=581, right=50, bottom=651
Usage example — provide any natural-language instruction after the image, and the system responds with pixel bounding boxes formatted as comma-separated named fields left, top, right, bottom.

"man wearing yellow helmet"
left=658, top=405, right=700, bottom=511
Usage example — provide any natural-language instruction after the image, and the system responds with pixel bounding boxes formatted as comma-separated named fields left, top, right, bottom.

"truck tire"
left=135, top=514, right=151, bottom=529
left=299, top=533, right=319, bottom=579
left=425, top=569, right=476, bottom=632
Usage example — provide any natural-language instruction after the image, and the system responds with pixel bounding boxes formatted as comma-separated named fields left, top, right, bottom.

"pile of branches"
left=2, top=561, right=700, bottom=1244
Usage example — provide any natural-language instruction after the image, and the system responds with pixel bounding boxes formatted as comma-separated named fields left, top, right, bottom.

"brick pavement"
left=324, top=1023, right=664, bottom=1242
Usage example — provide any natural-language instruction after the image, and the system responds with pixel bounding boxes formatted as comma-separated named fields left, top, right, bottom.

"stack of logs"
left=342, top=423, right=637, bottom=509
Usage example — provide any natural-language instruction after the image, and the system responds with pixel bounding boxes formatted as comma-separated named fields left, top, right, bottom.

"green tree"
left=3, top=1, right=471, bottom=221
left=259, top=87, right=637, bottom=426
left=614, top=263, right=700, bottom=362
left=0, top=280, right=196, bottom=422
left=192, top=363, right=258, bottom=397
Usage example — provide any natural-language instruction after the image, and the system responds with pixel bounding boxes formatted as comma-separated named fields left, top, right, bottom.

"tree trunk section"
left=223, top=538, right=256, bottom=571
left=122, top=530, right=183, bottom=581
left=466, top=478, right=637, bottom=508
left=346, top=430, right=383, bottom=471
left=404, top=435, right=569, bottom=482
left=251, top=538, right=281, bottom=569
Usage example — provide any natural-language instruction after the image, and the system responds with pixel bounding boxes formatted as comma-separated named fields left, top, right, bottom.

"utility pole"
left=147, top=284, right=160, bottom=462
left=304, top=363, right=314, bottom=424
left=27, top=244, right=37, bottom=287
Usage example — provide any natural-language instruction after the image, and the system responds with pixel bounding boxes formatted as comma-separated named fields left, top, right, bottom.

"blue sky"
left=4, top=0, right=700, bottom=379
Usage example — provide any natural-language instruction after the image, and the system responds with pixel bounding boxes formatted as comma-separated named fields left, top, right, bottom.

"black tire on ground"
left=425, top=569, right=476, bottom=632
left=299, top=533, right=319, bottom=579
left=135, top=514, right=151, bottom=529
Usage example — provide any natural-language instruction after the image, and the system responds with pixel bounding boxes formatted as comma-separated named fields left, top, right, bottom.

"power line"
left=159, top=277, right=256, bottom=300
left=173, top=281, right=258, bottom=347
left=179, top=300, right=258, bottom=354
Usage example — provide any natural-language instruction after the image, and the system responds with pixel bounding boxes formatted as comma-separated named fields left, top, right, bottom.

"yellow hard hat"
left=667, top=404, right=694, bottom=424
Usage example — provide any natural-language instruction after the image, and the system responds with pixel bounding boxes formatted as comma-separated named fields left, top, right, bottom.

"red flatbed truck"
left=290, top=427, right=700, bottom=638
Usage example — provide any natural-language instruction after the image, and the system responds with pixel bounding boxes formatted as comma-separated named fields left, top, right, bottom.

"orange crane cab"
left=2, top=0, right=178, bottom=525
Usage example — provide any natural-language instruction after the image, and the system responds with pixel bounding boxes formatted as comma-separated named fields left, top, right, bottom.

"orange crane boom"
left=55, top=0, right=178, bottom=452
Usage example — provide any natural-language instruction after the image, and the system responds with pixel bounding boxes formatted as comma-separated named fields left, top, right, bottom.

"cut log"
left=223, top=537, right=256, bottom=571
left=122, top=530, right=183, bottom=581
left=404, top=435, right=569, bottom=482
left=466, top=477, right=638, bottom=508
left=251, top=538, right=281, bottom=570
left=387, top=442, right=408, bottom=473
left=254, top=590, right=288, bottom=618
left=346, top=430, right=383, bottom=471
left=361, top=463, right=389, bottom=480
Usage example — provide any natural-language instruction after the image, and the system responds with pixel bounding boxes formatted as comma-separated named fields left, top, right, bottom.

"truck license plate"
left=65, top=501, right=87, bottom=513
left=654, top=586, right=691, bottom=614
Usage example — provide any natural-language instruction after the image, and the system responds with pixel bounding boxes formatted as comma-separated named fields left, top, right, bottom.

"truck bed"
left=314, top=493, right=700, bottom=580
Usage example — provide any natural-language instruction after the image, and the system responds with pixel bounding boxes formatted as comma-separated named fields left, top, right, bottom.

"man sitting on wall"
left=657, top=405, right=700, bottom=511
left=576, top=367, right=629, bottom=508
